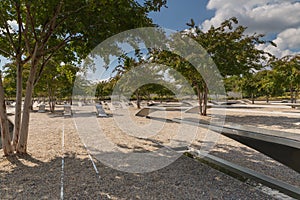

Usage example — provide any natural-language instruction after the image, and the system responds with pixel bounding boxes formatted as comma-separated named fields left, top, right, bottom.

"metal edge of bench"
left=172, top=118, right=300, bottom=149
left=193, top=151, right=300, bottom=199
left=287, top=104, right=300, bottom=108
left=172, top=117, right=300, bottom=174
left=135, top=107, right=190, bottom=117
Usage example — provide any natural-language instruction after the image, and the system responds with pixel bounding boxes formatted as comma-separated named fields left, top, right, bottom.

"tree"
left=256, top=70, right=283, bottom=103
left=271, top=54, right=300, bottom=103
left=2, top=62, right=31, bottom=98
left=0, top=71, right=13, bottom=155
left=240, top=73, right=260, bottom=104
left=151, top=50, right=209, bottom=114
left=224, top=75, right=242, bottom=95
left=152, top=17, right=272, bottom=115
left=138, top=83, right=174, bottom=101
left=2, top=63, right=17, bottom=99
left=34, top=61, right=79, bottom=112
left=113, top=55, right=147, bottom=109
left=95, top=80, right=113, bottom=100
left=0, top=0, right=167, bottom=155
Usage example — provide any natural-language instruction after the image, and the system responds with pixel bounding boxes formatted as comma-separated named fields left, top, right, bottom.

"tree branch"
left=0, top=48, right=12, bottom=58
left=16, top=1, right=23, bottom=58
left=23, top=9, right=31, bottom=55
left=0, top=14, right=17, bottom=54
left=40, top=0, right=64, bottom=48
left=25, top=3, right=38, bottom=43
left=44, top=35, right=72, bottom=55
left=33, top=36, right=71, bottom=85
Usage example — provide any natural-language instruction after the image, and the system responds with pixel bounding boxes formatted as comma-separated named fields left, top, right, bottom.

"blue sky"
left=148, top=0, right=214, bottom=31
left=1, top=0, right=300, bottom=69
left=147, top=0, right=300, bottom=58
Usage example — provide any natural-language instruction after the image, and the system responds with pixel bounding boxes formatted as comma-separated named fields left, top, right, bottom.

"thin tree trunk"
left=196, top=85, right=203, bottom=115
left=0, top=72, right=13, bottom=155
left=290, top=85, right=294, bottom=103
left=48, top=83, right=55, bottom=112
left=13, top=1, right=23, bottom=151
left=17, top=59, right=38, bottom=154
left=13, top=62, right=22, bottom=150
left=251, top=93, right=255, bottom=104
left=202, top=85, right=208, bottom=116
left=136, top=90, right=141, bottom=109
left=296, top=87, right=298, bottom=103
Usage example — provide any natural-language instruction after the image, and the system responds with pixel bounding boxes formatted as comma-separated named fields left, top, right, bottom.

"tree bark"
left=295, top=87, right=298, bottom=103
left=136, top=90, right=141, bottom=109
left=48, top=82, right=56, bottom=112
left=202, top=84, right=208, bottom=116
left=0, top=72, right=13, bottom=155
left=290, top=84, right=294, bottom=103
left=16, top=58, right=39, bottom=154
left=11, top=1, right=24, bottom=151
left=196, top=85, right=203, bottom=115
left=13, top=61, right=22, bottom=150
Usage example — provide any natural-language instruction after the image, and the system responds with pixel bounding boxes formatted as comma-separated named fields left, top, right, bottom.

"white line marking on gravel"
left=73, top=118, right=101, bottom=178
left=60, top=124, right=65, bottom=200
left=84, top=143, right=100, bottom=175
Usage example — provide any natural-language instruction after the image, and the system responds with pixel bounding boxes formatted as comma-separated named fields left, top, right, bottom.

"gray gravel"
left=1, top=106, right=295, bottom=199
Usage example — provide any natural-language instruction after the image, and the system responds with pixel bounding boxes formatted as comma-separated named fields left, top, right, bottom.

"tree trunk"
left=13, top=62, right=22, bottom=150
left=196, top=85, right=203, bottom=115
left=296, top=87, right=298, bottom=103
left=16, top=59, right=38, bottom=154
left=202, top=85, right=208, bottom=116
left=13, top=1, right=23, bottom=151
left=0, top=72, right=13, bottom=155
left=49, top=100, right=56, bottom=113
left=136, top=90, right=141, bottom=109
left=48, top=83, right=56, bottom=113
left=251, top=93, right=255, bottom=104
left=290, top=85, right=294, bottom=103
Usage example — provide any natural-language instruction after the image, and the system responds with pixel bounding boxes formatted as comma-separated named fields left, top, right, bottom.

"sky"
left=1, top=0, right=300, bottom=69
left=148, top=0, right=300, bottom=58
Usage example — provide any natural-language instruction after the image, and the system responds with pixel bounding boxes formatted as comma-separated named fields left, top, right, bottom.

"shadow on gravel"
left=222, top=114, right=300, bottom=130
left=193, top=141, right=300, bottom=188
left=0, top=152, right=276, bottom=199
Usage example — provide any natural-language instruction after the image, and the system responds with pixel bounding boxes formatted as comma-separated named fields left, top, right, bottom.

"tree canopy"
left=0, top=0, right=167, bottom=155
left=150, top=18, right=272, bottom=115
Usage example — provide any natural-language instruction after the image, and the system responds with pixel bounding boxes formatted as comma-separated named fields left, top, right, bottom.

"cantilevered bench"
left=95, top=104, right=107, bottom=117
left=287, top=104, right=300, bottom=109
left=172, top=118, right=300, bottom=174
left=63, top=104, right=72, bottom=116
left=135, top=106, right=191, bottom=117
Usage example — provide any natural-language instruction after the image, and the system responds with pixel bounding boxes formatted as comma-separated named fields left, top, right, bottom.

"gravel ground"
left=0, top=104, right=298, bottom=199
left=194, top=106, right=300, bottom=188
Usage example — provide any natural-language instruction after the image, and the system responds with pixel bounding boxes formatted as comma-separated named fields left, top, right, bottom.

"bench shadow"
left=192, top=140, right=300, bottom=188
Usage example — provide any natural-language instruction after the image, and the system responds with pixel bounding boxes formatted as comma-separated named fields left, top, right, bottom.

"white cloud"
left=257, top=28, right=300, bottom=58
left=202, top=0, right=300, bottom=58
left=202, top=0, right=300, bottom=35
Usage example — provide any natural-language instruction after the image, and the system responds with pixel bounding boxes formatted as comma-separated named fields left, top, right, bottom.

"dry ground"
left=1, top=104, right=299, bottom=199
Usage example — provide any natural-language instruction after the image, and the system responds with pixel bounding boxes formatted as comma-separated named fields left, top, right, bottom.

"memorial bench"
left=95, top=104, right=107, bottom=117
left=63, top=104, right=72, bottom=116
left=171, top=118, right=300, bottom=174
left=287, top=104, right=300, bottom=109
left=38, top=104, right=46, bottom=113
